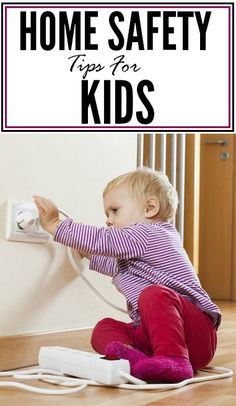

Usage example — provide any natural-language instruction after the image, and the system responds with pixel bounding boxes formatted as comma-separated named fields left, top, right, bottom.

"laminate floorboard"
left=0, top=301, right=235, bottom=405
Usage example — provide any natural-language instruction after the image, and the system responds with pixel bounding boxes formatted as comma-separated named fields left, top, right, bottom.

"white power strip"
left=38, top=346, right=131, bottom=385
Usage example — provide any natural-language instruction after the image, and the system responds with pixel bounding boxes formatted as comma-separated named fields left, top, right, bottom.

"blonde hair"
left=103, top=167, right=178, bottom=222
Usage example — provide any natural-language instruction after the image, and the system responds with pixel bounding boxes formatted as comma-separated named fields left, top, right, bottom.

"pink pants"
left=91, top=285, right=217, bottom=371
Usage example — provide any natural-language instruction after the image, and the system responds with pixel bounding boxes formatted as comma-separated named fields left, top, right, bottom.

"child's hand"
left=33, top=196, right=62, bottom=235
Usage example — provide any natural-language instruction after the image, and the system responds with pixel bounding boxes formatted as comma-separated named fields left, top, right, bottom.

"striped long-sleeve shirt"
left=54, top=219, right=221, bottom=328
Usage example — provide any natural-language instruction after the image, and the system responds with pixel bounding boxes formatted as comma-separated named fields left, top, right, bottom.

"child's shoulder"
left=145, top=220, right=173, bottom=228
left=133, top=221, right=175, bottom=232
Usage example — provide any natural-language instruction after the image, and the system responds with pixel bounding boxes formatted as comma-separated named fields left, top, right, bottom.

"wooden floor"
left=0, top=301, right=235, bottom=405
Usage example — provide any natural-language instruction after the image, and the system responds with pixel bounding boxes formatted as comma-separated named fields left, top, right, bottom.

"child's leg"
left=105, top=285, right=217, bottom=382
left=91, top=318, right=136, bottom=354
left=136, top=285, right=217, bottom=370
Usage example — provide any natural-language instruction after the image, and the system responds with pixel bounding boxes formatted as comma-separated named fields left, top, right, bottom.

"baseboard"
left=0, top=328, right=93, bottom=371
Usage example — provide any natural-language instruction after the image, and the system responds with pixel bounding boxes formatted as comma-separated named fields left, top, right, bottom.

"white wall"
left=0, top=133, right=137, bottom=336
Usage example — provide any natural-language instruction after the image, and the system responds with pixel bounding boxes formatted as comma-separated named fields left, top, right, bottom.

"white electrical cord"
left=67, top=247, right=127, bottom=314
left=58, top=208, right=128, bottom=315
left=117, top=366, right=234, bottom=390
left=13, top=207, right=126, bottom=314
left=0, top=369, right=86, bottom=394
left=0, top=366, right=233, bottom=394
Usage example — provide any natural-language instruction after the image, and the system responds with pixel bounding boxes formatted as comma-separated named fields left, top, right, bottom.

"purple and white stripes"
left=54, top=219, right=221, bottom=328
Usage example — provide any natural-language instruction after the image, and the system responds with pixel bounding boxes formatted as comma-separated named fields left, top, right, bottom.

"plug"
left=16, top=210, right=38, bottom=230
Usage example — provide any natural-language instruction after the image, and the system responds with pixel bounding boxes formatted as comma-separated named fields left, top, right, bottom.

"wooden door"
left=198, top=134, right=235, bottom=300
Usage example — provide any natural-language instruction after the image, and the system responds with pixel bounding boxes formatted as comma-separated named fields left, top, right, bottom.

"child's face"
left=103, top=184, right=145, bottom=228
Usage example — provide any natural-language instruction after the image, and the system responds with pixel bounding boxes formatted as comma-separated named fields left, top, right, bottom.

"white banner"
left=1, top=2, right=234, bottom=132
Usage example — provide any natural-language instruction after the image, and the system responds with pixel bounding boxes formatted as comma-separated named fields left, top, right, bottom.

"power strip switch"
left=38, top=346, right=130, bottom=385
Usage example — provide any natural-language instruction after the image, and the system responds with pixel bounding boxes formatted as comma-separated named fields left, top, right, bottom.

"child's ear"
left=144, top=196, right=160, bottom=219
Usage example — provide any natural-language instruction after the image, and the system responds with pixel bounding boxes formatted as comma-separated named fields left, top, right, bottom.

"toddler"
left=34, top=167, right=221, bottom=383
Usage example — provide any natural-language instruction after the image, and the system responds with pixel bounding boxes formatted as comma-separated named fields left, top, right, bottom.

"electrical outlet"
left=0, top=200, right=49, bottom=243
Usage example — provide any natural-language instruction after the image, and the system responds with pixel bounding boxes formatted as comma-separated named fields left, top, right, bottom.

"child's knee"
left=91, top=318, right=116, bottom=351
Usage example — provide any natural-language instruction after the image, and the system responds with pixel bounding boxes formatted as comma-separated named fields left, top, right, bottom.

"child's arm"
left=89, top=255, right=118, bottom=277
left=33, top=196, right=148, bottom=259
left=33, top=196, right=116, bottom=272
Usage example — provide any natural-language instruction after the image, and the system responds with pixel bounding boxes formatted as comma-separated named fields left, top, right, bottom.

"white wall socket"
left=0, top=200, right=49, bottom=243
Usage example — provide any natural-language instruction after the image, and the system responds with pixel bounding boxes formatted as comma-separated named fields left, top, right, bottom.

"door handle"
left=205, top=139, right=228, bottom=146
